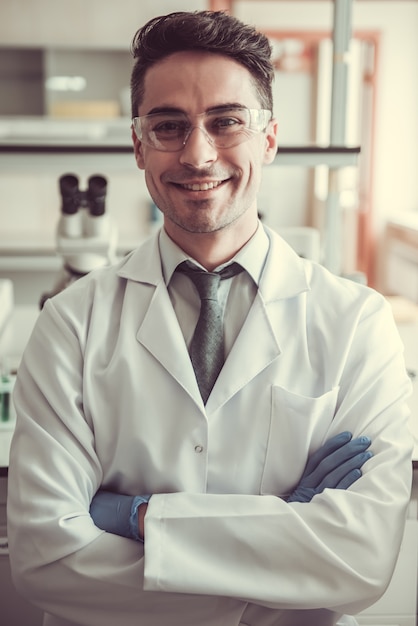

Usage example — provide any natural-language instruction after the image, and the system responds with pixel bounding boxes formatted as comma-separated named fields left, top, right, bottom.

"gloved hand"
left=90, top=491, right=151, bottom=541
left=286, top=431, right=372, bottom=503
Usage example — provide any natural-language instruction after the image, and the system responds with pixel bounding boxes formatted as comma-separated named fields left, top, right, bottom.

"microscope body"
left=40, top=173, right=117, bottom=308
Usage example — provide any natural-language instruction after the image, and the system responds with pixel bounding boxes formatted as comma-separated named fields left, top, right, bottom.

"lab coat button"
left=194, top=445, right=204, bottom=453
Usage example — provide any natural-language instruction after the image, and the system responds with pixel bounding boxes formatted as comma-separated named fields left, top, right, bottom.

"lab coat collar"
left=158, top=222, right=270, bottom=288
left=260, top=225, right=311, bottom=302
left=117, top=233, right=163, bottom=285
left=117, top=225, right=310, bottom=302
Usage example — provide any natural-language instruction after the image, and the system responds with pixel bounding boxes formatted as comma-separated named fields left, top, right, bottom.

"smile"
left=180, top=180, right=224, bottom=191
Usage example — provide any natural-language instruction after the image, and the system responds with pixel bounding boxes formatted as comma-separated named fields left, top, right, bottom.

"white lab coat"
left=7, top=226, right=413, bottom=626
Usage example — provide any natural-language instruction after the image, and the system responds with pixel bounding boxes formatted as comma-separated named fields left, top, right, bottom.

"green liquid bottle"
left=0, top=373, right=14, bottom=422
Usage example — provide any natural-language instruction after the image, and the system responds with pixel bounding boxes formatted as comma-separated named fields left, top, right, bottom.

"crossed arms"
left=90, top=431, right=373, bottom=541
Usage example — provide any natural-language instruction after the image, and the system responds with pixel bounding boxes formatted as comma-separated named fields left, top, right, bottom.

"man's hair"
left=130, top=10, right=274, bottom=117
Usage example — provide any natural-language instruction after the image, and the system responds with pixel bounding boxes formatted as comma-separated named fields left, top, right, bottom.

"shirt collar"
left=159, top=222, right=270, bottom=287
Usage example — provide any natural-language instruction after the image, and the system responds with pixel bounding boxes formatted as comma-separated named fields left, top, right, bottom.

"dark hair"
left=130, top=10, right=274, bottom=117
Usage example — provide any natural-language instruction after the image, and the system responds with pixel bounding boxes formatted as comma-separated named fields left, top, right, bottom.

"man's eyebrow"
left=146, top=106, right=185, bottom=116
left=206, top=104, right=246, bottom=114
left=144, top=103, right=247, bottom=116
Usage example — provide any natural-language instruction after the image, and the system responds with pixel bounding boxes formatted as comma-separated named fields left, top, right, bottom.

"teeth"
left=181, top=181, right=222, bottom=191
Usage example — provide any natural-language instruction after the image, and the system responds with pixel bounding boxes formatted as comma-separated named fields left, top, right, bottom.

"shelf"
left=0, top=142, right=360, bottom=170
left=275, top=145, right=360, bottom=167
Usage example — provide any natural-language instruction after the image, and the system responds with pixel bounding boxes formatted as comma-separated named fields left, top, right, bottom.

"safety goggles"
left=132, top=107, right=272, bottom=152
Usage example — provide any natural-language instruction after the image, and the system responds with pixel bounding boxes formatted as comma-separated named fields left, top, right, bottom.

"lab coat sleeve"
left=7, top=300, right=137, bottom=621
left=6, top=299, right=244, bottom=625
left=142, top=292, right=413, bottom=615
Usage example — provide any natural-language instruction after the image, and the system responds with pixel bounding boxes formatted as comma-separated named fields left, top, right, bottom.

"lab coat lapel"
left=206, top=291, right=281, bottom=412
left=137, top=281, right=202, bottom=404
left=206, top=228, right=310, bottom=413
left=117, top=235, right=203, bottom=408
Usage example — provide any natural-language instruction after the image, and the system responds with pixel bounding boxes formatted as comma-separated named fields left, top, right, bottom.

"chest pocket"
left=260, top=384, right=340, bottom=497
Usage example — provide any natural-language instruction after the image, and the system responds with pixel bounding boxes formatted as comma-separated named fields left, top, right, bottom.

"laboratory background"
left=0, top=0, right=418, bottom=624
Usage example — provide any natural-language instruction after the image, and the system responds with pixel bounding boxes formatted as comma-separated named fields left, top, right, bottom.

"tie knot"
left=177, top=261, right=243, bottom=301
left=177, top=264, right=220, bottom=301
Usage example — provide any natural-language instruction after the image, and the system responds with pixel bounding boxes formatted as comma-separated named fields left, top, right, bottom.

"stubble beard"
left=162, top=195, right=250, bottom=235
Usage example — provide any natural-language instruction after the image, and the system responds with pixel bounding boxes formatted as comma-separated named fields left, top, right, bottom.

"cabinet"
left=0, top=477, right=44, bottom=626
left=385, top=217, right=418, bottom=304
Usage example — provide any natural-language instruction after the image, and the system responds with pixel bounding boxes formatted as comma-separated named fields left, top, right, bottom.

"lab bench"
left=1, top=301, right=418, bottom=626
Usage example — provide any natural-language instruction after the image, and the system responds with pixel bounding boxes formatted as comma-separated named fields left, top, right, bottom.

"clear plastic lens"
left=132, top=108, right=271, bottom=151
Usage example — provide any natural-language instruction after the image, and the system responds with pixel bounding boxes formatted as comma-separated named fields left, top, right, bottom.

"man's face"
left=132, top=51, right=278, bottom=243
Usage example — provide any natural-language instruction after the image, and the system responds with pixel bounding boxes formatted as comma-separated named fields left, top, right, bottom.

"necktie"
left=177, top=261, right=243, bottom=403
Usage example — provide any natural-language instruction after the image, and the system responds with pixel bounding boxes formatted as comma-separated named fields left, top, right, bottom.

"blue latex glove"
left=90, top=491, right=151, bottom=541
left=287, top=431, right=372, bottom=503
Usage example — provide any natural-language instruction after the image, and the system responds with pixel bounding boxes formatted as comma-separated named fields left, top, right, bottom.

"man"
left=7, top=10, right=412, bottom=626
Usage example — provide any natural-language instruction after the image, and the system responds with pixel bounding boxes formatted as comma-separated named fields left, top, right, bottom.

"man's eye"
left=216, top=117, right=240, bottom=128
left=153, top=120, right=187, bottom=134
left=211, top=116, right=245, bottom=134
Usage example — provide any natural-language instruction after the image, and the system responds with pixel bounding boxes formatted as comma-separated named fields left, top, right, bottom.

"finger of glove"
left=316, top=450, right=373, bottom=491
left=286, top=486, right=316, bottom=503
left=335, top=468, right=363, bottom=490
left=287, top=466, right=363, bottom=503
left=302, top=431, right=352, bottom=477
left=301, top=437, right=371, bottom=488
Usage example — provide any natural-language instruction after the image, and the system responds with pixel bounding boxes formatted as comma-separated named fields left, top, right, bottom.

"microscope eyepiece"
left=87, top=175, right=107, bottom=216
left=59, top=174, right=80, bottom=215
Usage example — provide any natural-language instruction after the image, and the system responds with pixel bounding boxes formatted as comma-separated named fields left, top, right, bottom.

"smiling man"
left=7, top=10, right=412, bottom=626
left=132, top=50, right=276, bottom=258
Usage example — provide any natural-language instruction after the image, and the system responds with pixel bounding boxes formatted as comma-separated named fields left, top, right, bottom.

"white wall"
left=0, top=0, right=206, bottom=49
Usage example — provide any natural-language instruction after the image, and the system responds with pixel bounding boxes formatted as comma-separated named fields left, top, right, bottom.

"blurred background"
left=0, top=0, right=417, bottom=304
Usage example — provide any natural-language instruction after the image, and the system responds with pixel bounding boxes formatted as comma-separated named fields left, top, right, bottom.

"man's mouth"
left=178, top=180, right=224, bottom=191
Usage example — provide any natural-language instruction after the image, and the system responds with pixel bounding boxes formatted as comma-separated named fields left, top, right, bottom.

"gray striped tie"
left=177, top=262, right=243, bottom=403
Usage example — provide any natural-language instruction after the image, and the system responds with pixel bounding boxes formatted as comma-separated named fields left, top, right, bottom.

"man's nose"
left=179, top=126, right=218, bottom=168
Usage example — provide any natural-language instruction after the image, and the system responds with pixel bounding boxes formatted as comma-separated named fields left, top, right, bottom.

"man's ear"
left=132, top=127, right=145, bottom=170
left=263, top=118, right=279, bottom=165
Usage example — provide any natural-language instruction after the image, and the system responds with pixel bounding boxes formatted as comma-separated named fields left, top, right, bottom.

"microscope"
left=40, top=173, right=117, bottom=308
